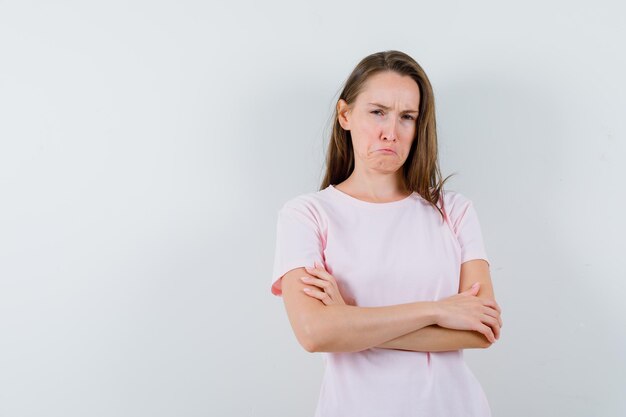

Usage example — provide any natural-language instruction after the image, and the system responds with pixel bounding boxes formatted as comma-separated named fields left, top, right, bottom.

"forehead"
left=356, top=71, right=420, bottom=106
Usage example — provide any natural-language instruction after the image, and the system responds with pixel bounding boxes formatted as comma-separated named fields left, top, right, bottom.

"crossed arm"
left=376, top=259, right=496, bottom=351
left=281, top=258, right=499, bottom=353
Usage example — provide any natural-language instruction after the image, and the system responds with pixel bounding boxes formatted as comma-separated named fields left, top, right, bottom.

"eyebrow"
left=367, top=102, right=419, bottom=113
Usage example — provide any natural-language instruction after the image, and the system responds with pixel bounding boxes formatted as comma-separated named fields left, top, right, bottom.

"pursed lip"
left=375, top=148, right=396, bottom=154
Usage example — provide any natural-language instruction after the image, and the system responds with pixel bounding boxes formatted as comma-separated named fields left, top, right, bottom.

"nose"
left=382, top=118, right=398, bottom=142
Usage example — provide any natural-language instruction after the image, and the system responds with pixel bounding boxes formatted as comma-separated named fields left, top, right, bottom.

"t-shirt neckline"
left=327, top=184, right=416, bottom=208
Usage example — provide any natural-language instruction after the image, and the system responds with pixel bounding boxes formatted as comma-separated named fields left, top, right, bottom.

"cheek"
left=353, top=135, right=378, bottom=156
left=403, top=124, right=417, bottom=139
left=349, top=120, right=376, bottom=151
left=353, top=121, right=380, bottom=143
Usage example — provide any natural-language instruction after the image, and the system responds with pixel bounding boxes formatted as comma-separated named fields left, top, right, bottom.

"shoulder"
left=440, top=188, right=472, bottom=211
left=277, top=188, right=332, bottom=226
left=438, top=189, right=476, bottom=230
left=280, top=188, right=327, bottom=212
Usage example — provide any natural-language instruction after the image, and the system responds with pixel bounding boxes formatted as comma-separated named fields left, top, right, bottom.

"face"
left=337, top=71, right=420, bottom=175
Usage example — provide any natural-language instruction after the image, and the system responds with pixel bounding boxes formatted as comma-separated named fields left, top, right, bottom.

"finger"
left=302, top=287, right=333, bottom=305
left=478, top=324, right=496, bottom=344
left=496, top=310, right=503, bottom=328
left=482, top=306, right=500, bottom=321
left=302, top=277, right=342, bottom=304
left=462, top=283, right=480, bottom=296
left=491, top=310, right=503, bottom=328
left=482, top=298, right=501, bottom=311
left=313, top=261, right=336, bottom=281
left=483, top=315, right=501, bottom=340
left=482, top=299, right=501, bottom=314
left=490, top=320, right=500, bottom=340
left=301, top=276, right=331, bottom=290
left=484, top=316, right=500, bottom=340
left=481, top=298, right=496, bottom=309
left=481, top=299, right=502, bottom=314
left=306, top=265, right=335, bottom=283
left=302, top=280, right=340, bottom=304
left=482, top=302, right=503, bottom=328
left=304, top=266, right=320, bottom=277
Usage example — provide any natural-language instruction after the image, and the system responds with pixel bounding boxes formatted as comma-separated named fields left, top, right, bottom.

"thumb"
left=465, top=282, right=480, bottom=295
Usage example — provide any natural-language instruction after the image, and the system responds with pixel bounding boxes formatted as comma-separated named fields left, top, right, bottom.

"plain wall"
left=1, top=1, right=624, bottom=416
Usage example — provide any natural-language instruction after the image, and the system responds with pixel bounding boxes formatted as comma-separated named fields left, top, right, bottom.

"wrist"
left=427, top=301, right=441, bottom=325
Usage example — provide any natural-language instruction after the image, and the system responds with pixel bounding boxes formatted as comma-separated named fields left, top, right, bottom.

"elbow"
left=296, top=313, right=329, bottom=353
left=300, top=330, right=327, bottom=353
left=299, top=326, right=319, bottom=353
left=302, top=338, right=320, bottom=353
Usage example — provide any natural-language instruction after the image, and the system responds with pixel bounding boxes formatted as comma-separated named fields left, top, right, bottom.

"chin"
left=370, top=165, right=402, bottom=173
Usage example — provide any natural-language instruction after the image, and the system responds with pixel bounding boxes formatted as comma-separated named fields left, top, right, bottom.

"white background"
left=1, top=1, right=624, bottom=416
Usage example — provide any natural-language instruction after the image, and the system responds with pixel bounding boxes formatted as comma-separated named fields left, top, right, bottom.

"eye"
left=370, top=110, right=384, bottom=116
left=402, top=114, right=416, bottom=120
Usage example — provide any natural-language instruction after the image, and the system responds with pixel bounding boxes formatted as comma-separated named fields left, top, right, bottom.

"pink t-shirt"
left=271, top=184, right=492, bottom=417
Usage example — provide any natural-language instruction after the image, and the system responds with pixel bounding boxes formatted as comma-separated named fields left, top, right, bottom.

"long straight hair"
left=320, top=50, right=454, bottom=222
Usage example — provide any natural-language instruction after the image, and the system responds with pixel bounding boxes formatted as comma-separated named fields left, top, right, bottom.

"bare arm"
left=281, top=267, right=439, bottom=353
left=281, top=262, right=500, bottom=353
left=376, top=259, right=501, bottom=351
left=377, top=324, right=490, bottom=351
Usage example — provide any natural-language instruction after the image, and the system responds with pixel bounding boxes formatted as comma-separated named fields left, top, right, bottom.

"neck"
left=339, top=169, right=410, bottom=201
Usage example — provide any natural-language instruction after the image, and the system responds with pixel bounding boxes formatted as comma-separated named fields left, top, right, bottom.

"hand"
left=434, top=283, right=502, bottom=344
left=300, top=261, right=351, bottom=306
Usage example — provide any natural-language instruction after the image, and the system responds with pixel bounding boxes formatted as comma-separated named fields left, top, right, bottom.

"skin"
left=280, top=70, right=502, bottom=353
left=302, top=259, right=502, bottom=351
left=379, top=259, right=501, bottom=351
left=334, top=70, right=419, bottom=202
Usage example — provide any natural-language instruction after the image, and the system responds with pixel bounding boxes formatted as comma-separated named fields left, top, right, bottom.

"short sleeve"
left=445, top=192, right=490, bottom=267
left=270, top=200, right=325, bottom=297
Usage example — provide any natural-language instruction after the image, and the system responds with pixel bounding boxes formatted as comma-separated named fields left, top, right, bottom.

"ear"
left=336, top=99, right=351, bottom=130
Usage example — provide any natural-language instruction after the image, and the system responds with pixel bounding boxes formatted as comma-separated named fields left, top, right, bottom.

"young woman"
left=270, top=50, right=502, bottom=417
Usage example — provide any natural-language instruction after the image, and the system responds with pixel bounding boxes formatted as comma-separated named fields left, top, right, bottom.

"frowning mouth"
left=375, top=148, right=396, bottom=154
